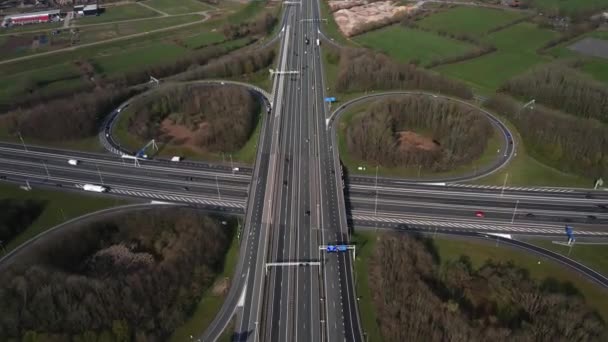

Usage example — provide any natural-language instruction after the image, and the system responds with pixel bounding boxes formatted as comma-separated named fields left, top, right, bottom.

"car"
left=475, top=211, right=485, bottom=218
left=182, top=186, right=189, bottom=191
left=305, top=210, right=310, bottom=216
left=587, top=215, right=597, bottom=220
left=305, top=38, right=310, bottom=45
left=525, top=213, right=535, bottom=218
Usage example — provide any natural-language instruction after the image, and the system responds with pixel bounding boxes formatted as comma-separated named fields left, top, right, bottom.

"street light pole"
left=511, top=199, right=519, bottom=224
left=215, top=175, right=221, bottom=200
left=42, top=161, right=50, bottom=179
left=17, top=131, right=27, bottom=152
left=96, top=164, right=104, bottom=185
left=501, top=172, right=509, bottom=197
left=374, top=165, right=379, bottom=231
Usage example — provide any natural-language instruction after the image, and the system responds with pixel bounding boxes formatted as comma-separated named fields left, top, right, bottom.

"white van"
left=171, top=156, right=182, bottom=162
left=68, top=159, right=79, bottom=166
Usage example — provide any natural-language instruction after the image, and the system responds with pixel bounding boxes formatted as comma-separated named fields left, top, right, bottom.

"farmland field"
left=437, top=22, right=557, bottom=95
left=76, top=14, right=203, bottom=44
left=354, top=25, right=476, bottom=65
left=528, top=0, right=608, bottom=16
left=73, top=3, right=160, bottom=25
left=144, top=0, right=212, bottom=15
left=418, top=6, right=527, bottom=36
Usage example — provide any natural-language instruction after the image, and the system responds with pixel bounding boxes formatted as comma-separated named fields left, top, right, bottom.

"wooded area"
left=500, top=64, right=608, bottom=123
left=174, top=46, right=275, bottom=82
left=0, top=199, right=45, bottom=247
left=369, top=234, right=607, bottom=341
left=487, top=94, right=608, bottom=179
left=0, top=208, right=234, bottom=341
left=3, top=87, right=136, bottom=141
left=127, top=84, right=259, bottom=152
left=346, top=96, right=492, bottom=171
left=334, top=48, right=473, bottom=99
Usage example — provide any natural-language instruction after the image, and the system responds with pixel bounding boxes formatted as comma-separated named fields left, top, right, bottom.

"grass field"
left=438, top=22, right=558, bottom=95
left=0, top=183, right=128, bottom=254
left=336, top=101, right=504, bottom=179
left=169, top=222, right=240, bottom=342
left=580, top=58, right=608, bottom=83
left=0, top=63, right=85, bottom=107
left=354, top=25, right=476, bottom=65
left=92, top=43, right=190, bottom=75
left=74, top=3, right=160, bottom=25
left=418, top=6, right=527, bottom=36
left=523, top=238, right=608, bottom=277
left=183, top=30, right=225, bottom=49
left=144, top=0, right=211, bottom=15
left=353, top=232, right=608, bottom=341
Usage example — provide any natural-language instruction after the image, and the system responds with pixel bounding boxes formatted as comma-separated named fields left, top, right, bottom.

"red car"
left=475, top=211, right=485, bottom=218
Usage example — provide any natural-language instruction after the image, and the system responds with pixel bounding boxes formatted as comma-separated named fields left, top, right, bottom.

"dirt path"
left=137, top=1, right=170, bottom=17
left=0, top=11, right=212, bottom=66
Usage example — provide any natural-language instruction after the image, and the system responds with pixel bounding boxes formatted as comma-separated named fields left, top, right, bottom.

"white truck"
left=316, top=38, right=320, bottom=46
left=68, top=159, right=79, bottom=166
left=83, top=184, right=108, bottom=193
left=171, top=156, right=182, bottom=162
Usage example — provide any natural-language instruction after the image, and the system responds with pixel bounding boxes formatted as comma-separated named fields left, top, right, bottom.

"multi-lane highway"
left=2, top=0, right=608, bottom=340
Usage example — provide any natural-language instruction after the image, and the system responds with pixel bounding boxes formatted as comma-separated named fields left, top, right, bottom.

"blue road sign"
left=324, top=97, right=336, bottom=103
left=565, top=225, right=575, bottom=244
left=327, top=245, right=337, bottom=252
left=337, top=245, right=348, bottom=252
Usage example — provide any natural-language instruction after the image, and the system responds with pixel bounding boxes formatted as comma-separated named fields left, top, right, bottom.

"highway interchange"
left=1, top=0, right=608, bottom=341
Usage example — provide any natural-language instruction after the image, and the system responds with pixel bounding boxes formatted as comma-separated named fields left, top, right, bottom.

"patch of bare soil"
left=397, top=131, right=439, bottom=152
left=160, top=118, right=206, bottom=153
left=211, top=277, right=230, bottom=296
left=330, top=0, right=416, bottom=37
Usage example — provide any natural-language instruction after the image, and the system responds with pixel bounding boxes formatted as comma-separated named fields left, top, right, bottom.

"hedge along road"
left=99, top=79, right=273, bottom=158
left=326, top=91, right=516, bottom=183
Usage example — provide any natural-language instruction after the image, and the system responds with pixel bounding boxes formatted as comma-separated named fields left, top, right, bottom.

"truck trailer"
left=82, top=184, right=108, bottom=193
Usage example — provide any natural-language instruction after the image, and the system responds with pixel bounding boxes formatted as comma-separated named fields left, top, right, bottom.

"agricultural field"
left=73, top=3, right=160, bottom=25
left=0, top=14, right=204, bottom=62
left=354, top=25, right=476, bottom=65
left=417, top=6, right=527, bottom=36
left=144, top=0, right=212, bottom=15
left=437, top=22, right=558, bottom=95
left=550, top=31, right=608, bottom=83
left=528, top=0, right=608, bottom=17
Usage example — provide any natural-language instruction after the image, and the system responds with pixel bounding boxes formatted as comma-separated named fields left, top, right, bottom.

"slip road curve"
left=365, top=226, right=608, bottom=289
left=99, top=79, right=273, bottom=158
left=327, top=91, right=516, bottom=183
left=0, top=203, right=182, bottom=271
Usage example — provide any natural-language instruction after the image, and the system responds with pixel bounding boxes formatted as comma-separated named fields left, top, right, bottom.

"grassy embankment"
left=0, top=183, right=128, bottom=254
left=352, top=232, right=608, bottom=341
